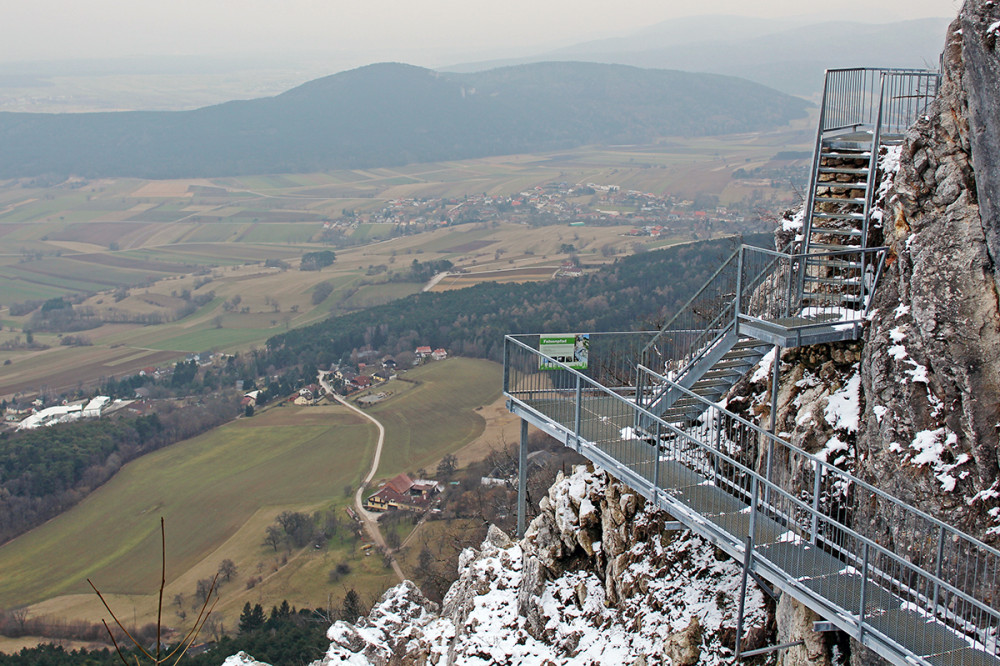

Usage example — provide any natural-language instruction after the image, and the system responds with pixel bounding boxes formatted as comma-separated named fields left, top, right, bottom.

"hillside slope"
left=446, top=17, right=950, bottom=96
left=0, top=62, right=808, bottom=179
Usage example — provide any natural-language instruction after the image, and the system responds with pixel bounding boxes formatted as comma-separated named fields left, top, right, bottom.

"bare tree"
left=217, top=559, right=237, bottom=582
left=195, top=578, right=215, bottom=604
left=9, top=607, right=29, bottom=635
left=264, top=525, right=282, bottom=552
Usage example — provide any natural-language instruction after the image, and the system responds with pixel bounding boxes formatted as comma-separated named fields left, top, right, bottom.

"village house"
left=415, top=346, right=432, bottom=357
left=364, top=473, right=441, bottom=512
left=431, top=348, right=448, bottom=361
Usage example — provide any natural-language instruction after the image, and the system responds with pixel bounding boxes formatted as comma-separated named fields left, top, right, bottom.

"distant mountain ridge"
left=0, top=61, right=808, bottom=179
left=445, top=17, right=950, bottom=96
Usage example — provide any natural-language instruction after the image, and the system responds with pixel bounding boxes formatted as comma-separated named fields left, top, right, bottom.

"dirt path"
left=319, top=373, right=405, bottom=583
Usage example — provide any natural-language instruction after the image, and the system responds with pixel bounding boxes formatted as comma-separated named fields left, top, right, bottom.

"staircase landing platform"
left=738, top=316, right=862, bottom=347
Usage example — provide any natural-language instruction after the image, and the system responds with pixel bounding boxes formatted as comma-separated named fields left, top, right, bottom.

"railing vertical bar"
left=933, top=524, right=945, bottom=615
left=735, top=244, right=744, bottom=325
left=653, top=420, right=662, bottom=506
left=574, top=374, right=582, bottom=452
left=811, top=459, right=822, bottom=545
left=859, top=541, right=870, bottom=640
left=503, top=337, right=511, bottom=393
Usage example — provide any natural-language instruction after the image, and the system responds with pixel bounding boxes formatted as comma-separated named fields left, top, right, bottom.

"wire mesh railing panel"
left=738, top=246, right=797, bottom=322
left=823, top=68, right=883, bottom=132
left=734, top=246, right=888, bottom=327
left=878, top=71, right=941, bottom=136
left=821, top=68, right=940, bottom=135
left=641, top=248, right=740, bottom=379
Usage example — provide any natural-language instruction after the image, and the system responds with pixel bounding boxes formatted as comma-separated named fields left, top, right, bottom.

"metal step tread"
left=731, top=339, right=772, bottom=351
left=690, top=377, right=738, bottom=390
left=802, top=293, right=863, bottom=303
left=701, top=369, right=744, bottom=381
left=721, top=348, right=766, bottom=360
left=712, top=358, right=759, bottom=370
left=814, top=196, right=866, bottom=205
left=816, top=181, right=869, bottom=190
left=807, top=242, right=860, bottom=251
left=812, top=211, right=865, bottom=221
left=804, top=276, right=863, bottom=285
left=819, top=166, right=870, bottom=175
left=821, top=151, right=872, bottom=160
left=809, top=258, right=862, bottom=269
left=824, top=139, right=875, bottom=151
left=674, top=395, right=718, bottom=408
left=808, top=226, right=863, bottom=236
left=660, top=403, right=711, bottom=418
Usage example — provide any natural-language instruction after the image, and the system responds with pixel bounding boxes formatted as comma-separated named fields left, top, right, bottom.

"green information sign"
left=539, top=334, right=589, bottom=370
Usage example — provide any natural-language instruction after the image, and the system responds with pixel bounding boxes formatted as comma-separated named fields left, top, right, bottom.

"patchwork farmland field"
left=0, top=130, right=809, bottom=400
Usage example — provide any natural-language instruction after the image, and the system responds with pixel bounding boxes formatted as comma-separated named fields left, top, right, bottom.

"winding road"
left=319, top=372, right=405, bottom=583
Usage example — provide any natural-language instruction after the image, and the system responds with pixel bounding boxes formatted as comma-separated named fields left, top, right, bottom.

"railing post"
left=811, top=460, right=822, bottom=545
left=503, top=336, right=511, bottom=394
left=736, top=477, right=760, bottom=659
left=859, top=542, right=870, bottom=640
left=517, top=418, right=529, bottom=538
left=653, top=420, right=661, bottom=506
left=932, top=525, right=945, bottom=615
left=764, top=345, right=781, bottom=507
left=574, top=374, right=583, bottom=452
left=784, top=256, right=795, bottom=318
left=801, top=69, right=832, bottom=259
left=735, top=247, right=745, bottom=327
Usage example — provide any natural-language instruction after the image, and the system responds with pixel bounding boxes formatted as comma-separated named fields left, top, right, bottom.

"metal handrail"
left=821, top=67, right=940, bottom=135
left=637, top=363, right=1000, bottom=564
left=642, top=241, right=797, bottom=385
left=504, top=335, right=1000, bottom=662
left=641, top=246, right=740, bottom=355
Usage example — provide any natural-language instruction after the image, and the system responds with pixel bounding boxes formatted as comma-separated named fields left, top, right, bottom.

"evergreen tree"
left=342, top=588, right=365, bottom=622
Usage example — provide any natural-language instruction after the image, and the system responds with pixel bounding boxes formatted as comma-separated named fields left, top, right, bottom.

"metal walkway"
left=504, top=348, right=1000, bottom=666
left=502, top=66, right=1000, bottom=666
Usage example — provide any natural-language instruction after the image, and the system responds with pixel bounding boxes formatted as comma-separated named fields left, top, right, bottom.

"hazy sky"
left=0, top=0, right=963, bottom=66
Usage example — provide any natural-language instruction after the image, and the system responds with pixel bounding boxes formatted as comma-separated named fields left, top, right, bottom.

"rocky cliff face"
left=858, top=0, right=1000, bottom=547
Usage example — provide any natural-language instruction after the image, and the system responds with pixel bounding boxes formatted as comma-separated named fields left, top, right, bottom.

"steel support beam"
left=517, top=418, right=529, bottom=538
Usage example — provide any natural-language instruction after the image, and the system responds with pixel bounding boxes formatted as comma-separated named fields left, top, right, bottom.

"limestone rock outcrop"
left=313, top=466, right=768, bottom=665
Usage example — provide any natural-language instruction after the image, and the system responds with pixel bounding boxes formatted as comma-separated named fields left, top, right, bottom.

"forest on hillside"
left=264, top=234, right=770, bottom=374
left=0, top=62, right=808, bottom=178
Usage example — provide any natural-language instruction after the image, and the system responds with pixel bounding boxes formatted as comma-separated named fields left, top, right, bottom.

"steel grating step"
left=807, top=226, right=863, bottom=236
left=822, top=151, right=872, bottom=160
left=815, top=196, right=866, bottom=205
left=690, top=378, right=737, bottom=390
left=817, top=181, right=868, bottom=190
left=819, top=166, right=870, bottom=175
left=807, top=242, right=860, bottom=251
left=804, top=276, right=862, bottom=286
left=712, top=358, right=760, bottom=370
left=926, top=647, right=1000, bottom=666
left=810, top=258, right=862, bottom=269
left=867, top=609, right=973, bottom=659
left=813, top=211, right=865, bottom=221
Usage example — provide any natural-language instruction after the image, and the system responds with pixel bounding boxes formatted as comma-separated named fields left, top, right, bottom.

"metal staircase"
left=638, top=68, right=941, bottom=426
left=499, top=67, right=1000, bottom=666
left=800, top=68, right=941, bottom=312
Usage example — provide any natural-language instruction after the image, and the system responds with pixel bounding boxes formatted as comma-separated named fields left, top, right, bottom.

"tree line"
left=0, top=393, right=240, bottom=545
